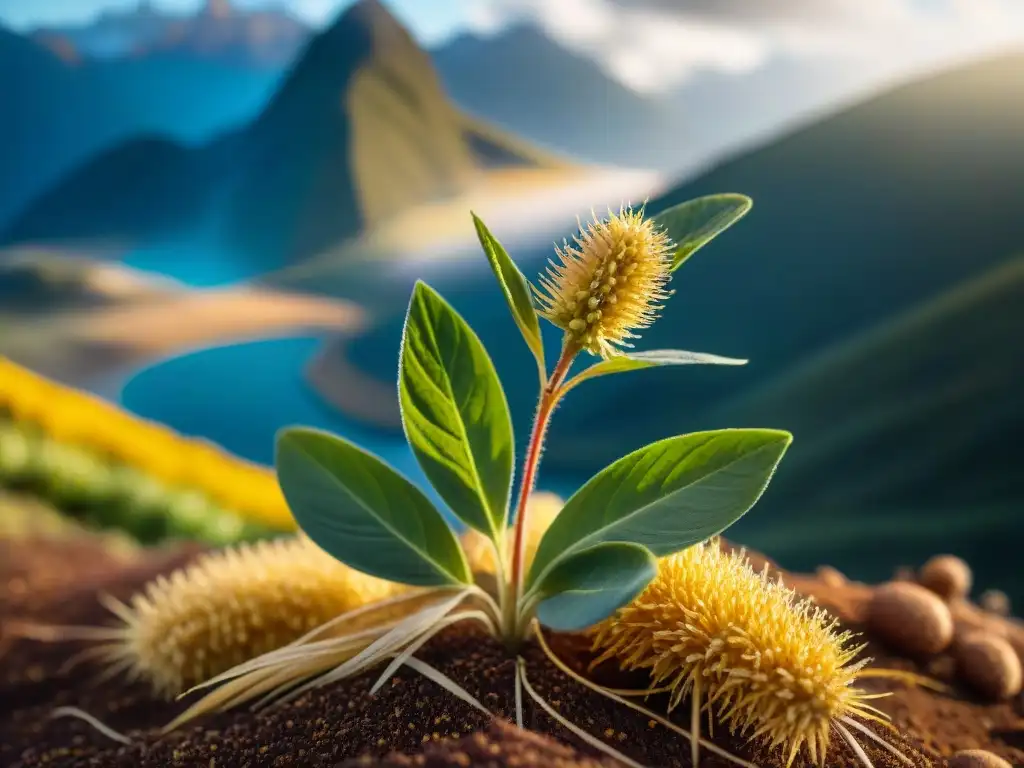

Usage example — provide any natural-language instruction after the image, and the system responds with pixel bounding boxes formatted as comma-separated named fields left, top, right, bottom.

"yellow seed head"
left=535, top=206, right=674, bottom=358
left=589, top=541, right=876, bottom=767
left=103, top=536, right=404, bottom=697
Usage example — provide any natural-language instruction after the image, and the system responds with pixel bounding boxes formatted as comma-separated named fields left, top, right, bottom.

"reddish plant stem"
left=505, top=341, right=578, bottom=639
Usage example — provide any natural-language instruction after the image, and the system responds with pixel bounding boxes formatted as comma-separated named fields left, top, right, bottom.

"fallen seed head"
left=97, top=536, right=402, bottom=696
left=590, top=541, right=878, bottom=766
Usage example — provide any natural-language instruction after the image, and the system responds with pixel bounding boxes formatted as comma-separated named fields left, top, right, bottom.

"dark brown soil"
left=343, top=719, right=622, bottom=767
left=2, top=536, right=1023, bottom=768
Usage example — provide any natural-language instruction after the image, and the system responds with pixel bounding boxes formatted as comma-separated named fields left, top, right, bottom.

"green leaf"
left=471, top=213, right=546, bottom=376
left=561, top=349, right=748, bottom=396
left=651, top=194, right=752, bottom=271
left=399, top=281, right=515, bottom=540
left=527, top=429, right=792, bottom=591
left=529, top=541, right=657, bottom=631
left=275, top=427, right=471, bottom=587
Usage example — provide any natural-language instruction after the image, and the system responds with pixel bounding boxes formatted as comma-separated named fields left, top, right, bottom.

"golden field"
left=0, top=356, right=297, bottom=534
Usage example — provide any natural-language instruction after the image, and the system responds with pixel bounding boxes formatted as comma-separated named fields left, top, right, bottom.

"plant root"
left=534, top=622, right=760, bottom=768
left=48, top=707, right=131, bottom=745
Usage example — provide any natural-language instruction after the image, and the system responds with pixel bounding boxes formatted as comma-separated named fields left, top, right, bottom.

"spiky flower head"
left=535, top=206, right=674, bottom=358
left=589, top=541, right=878, bottom=767
left=96, top=536, right=404, bottom=697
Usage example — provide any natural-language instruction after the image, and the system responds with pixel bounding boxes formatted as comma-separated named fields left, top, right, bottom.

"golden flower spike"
left=535, top=205, right=674, bottom=359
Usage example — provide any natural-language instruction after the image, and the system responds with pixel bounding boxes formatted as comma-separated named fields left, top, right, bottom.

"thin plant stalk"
left=502, top=340, right=578, bottom=646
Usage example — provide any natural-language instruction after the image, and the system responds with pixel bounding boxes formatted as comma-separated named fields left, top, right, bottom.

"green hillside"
left=704, top=257, right=1024, bottom=591
left=543, top=51, right=1024, bottom=470
left=531, top=52, right=1024, bottom=591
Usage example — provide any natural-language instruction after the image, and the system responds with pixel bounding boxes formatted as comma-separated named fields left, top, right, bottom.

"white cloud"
left=466, top=0, right=1024, bottom=93
left=592, top=12, right=770, bottom=93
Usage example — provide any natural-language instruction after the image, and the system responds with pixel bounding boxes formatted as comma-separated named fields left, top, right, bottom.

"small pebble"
left=951, top=602, right=999, bottom=640
left=980, top=589, right=1011, bottom=616
left=892, top=566, right=915, bottom=582
left=1003, top=624, right=1024, bottom=664
left=867, top=581, right=954, bottom=655
left=918, top=554, right=972, bottom=601
left=815, top=565, right=846, bottom=588
left=955, top=634, right=1023, bottom=700
left=948, top=749, right=1013, bottom=768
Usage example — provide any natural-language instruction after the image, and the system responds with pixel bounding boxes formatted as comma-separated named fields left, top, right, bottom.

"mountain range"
left=2, top=0, right=923, bottom=236
left=30, top=0, right=309, bottom=68
left=0, top=0, right=571, bottom=271
left=432, top=25, right=689, bottom=169
left=432, top=26, right=879, bottom=173
left=0, top=22, right=285, bottom=230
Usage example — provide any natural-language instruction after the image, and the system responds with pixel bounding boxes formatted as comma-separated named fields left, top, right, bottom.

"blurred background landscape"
left=1, top=0, right=1022, bottom=599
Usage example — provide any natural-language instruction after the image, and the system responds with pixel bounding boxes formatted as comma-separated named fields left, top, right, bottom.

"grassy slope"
left=544, top=51, right=1024, bottom=467
left=710, top=257, right=1024, bottom=594
left=539, top=52, right=1024, bottom=593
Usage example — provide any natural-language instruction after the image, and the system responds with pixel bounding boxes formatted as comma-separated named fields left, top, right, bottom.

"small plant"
left=172, top=195, right=798, bottom=763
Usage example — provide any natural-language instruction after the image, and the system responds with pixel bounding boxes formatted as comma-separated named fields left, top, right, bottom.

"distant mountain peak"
left=202, top=0, right=234, bottom=19
left=28, top=0, right=310, bottom=68
left=232, top=0, right=487, bottom=259
left=313, top=0, right=411, bottom=56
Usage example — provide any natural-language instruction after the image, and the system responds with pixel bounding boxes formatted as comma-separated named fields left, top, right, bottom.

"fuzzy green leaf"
left=275, top=427, right=471, bottom=587
left=471, top=213, right=546, bottom=376
left=530, top=541, right=657, bottom=631
left=527, top=429, right=791, bottom=591
left=652, top=194, right=752, bottom=271
left=399, top=281, right=515, bottom=540
left=561, top=349, right=748, bottom=396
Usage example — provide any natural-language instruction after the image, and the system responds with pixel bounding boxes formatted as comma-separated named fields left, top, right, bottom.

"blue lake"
left=121, top=336, right=421, bottom=478
left=123, top=240, right=259, bottom=287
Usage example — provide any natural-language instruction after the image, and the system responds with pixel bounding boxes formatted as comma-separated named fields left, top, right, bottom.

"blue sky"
left=0, top=0, right=472, bottom=44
